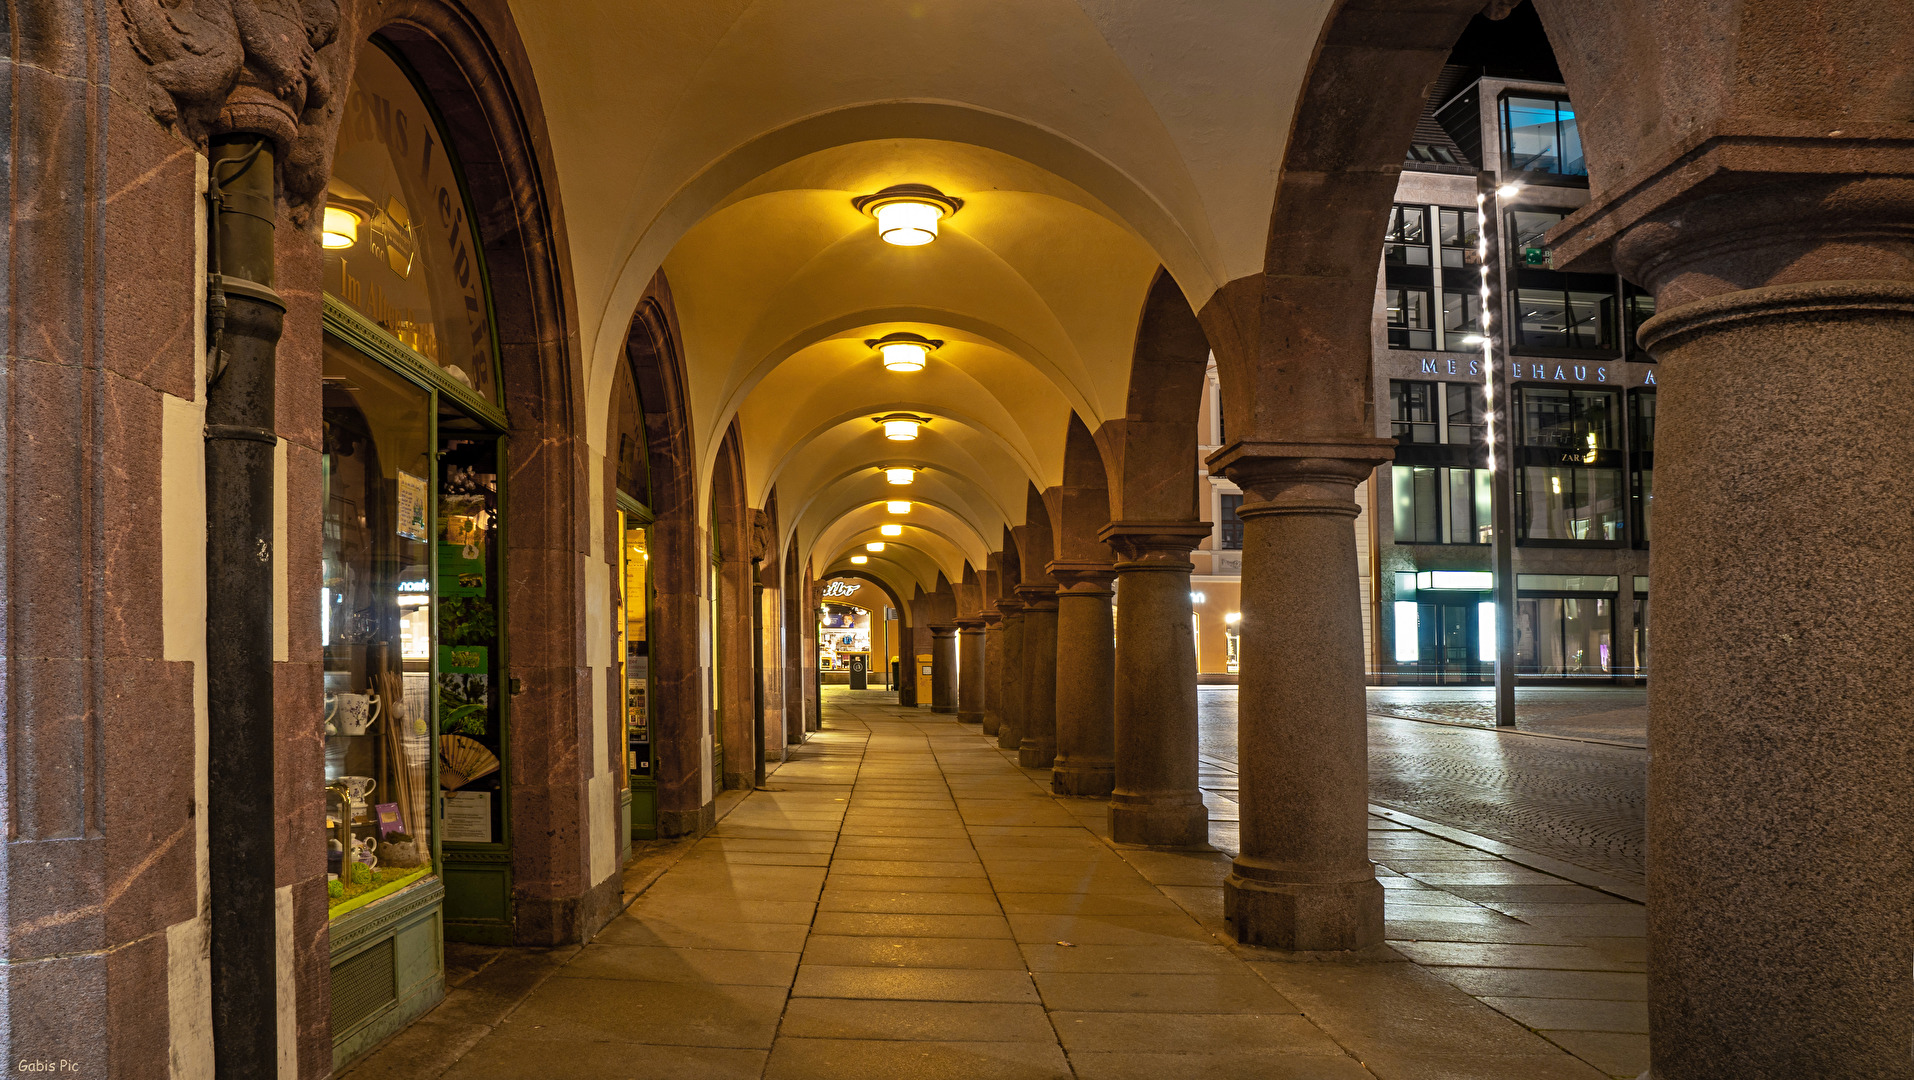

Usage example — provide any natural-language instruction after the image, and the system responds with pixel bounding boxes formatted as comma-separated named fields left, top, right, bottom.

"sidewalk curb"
left=1371, top=711, right=1647, bottom=750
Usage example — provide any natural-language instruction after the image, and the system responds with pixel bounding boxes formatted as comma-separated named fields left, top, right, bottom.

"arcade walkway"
left=347, top=690, right=1644, bottom=1079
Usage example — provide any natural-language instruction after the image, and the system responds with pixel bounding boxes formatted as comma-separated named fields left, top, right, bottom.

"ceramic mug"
left=340, top=775, right=377, bottom=809
left=323, top=693, right=339, bottom=735
left=351, top=835, right=378, bottom=872
left=334, top=692, right=381, bottom=736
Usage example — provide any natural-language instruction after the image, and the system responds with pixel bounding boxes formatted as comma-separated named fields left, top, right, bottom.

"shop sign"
left=823, top=580, right=860, bottom=598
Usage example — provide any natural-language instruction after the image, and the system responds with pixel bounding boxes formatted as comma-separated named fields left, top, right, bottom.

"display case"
left=322, top=337, right=436, bottom=916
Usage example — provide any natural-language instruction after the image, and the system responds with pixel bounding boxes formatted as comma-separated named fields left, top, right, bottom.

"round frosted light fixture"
left=865, top=332, right=943, bottom=373
left=852, top=184, right=964, bottom=247
left=850, top=554, right=869, bottom=564
left=875, top=413, right=931, bottom=441
left=884, top=467, right=915, bottom=485
left=887, top=500, right=910, bottom=515
left=880, top=524, right=903, bottom=537
left=321, top=205, right=361, bottom=249
left=865, top=542, right=886, bottom=552
left=1225, top=612, right=1242, bottom=625
left=1495, top=183, right=1524, bottom=200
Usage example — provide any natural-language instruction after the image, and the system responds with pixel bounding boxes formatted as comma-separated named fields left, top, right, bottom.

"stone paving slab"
left=344, top=688, right=1649, bottom=1080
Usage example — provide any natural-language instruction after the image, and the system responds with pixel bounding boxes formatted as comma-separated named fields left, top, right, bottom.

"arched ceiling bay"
left=511, top=0, right=1336, bottom=451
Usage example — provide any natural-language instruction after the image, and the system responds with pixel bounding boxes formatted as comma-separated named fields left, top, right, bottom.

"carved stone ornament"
left=119, top=0, right=346, bottom=212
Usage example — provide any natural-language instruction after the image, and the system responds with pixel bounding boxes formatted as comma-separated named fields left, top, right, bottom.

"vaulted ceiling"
left=508, top=0, right=1335, bottom=599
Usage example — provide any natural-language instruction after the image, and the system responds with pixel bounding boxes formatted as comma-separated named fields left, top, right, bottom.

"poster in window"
left=442, top=789, right=492, bottom=843
left=438, top=542, right=485, bottom=596
left=396, top=471, right=428, bottom=540
left=441, top=643, right=488, bottom=675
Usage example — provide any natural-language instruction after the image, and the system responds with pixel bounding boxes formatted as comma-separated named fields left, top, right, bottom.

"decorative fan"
left=441, top=735, right=500, bottom=790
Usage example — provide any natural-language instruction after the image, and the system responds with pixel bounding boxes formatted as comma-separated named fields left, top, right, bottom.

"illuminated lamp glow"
left=865, top=542, right=885, bottom=552
left=874, top=200, right=942, bottom=245
left=876, top=413, right=931, bottom=441
left=1478, top=601, right=1496, bottom=662
left=880, top=341, right=929, bottom=370
left=886, top=500, right=910, bottom=514
left=853, top=184, right=964, bottom=247
left=850, top=555, right=868, bottom=564
left=1224, top=612, right=1241, bottom=625
left=321, top=205, right=361, bottom=249
left=879, top=524, right=903, bottom=536
left=885, top=467, right=915, bottom=485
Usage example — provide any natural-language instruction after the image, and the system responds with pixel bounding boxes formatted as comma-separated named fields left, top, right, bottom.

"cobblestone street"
left=1198, top=689, right=1648, bottom=883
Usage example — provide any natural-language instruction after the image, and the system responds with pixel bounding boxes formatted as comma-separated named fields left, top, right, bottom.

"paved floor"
left=1199, top=688, right=1647, bottom=883
left=345, top=689, right=1648, bottom=1079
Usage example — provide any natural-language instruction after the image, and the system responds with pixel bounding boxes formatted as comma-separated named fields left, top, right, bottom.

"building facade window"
left=1387, top=286, right=1436, bottom=350
left=1515, top=288, right=1616, bottom=352
left=1390, top=380, right=1439, bottom=443
left=1219, top=493, right=1244, bottom=549
left=1630, top=388, right=1655, bottom=546
left=1623, top=285, right=1657, bottom=361
left=1384, top=205, right=1431, bottom=266
left=1516, top=387, right=1624, bottom=543
left=1393, top=465, right=1492, bottom=545
left=1501, top=94, right=1586, bottom=177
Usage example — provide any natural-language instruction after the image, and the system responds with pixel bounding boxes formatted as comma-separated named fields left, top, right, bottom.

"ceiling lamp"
left=865, top=331, right=943, bottom=373
left=321, top=205, right=362, bottom=249
left=875, top=413, right=931, bottom=441
left=884, top=467, right=915, bottom=485
left=886, top=500, right=910, bottom=514
left=850, top=554, right=868, bottom=564
left=852, top=184, right=964, bottom=247
left=865, top=542, right=885, bottom=552
left=880, top=524, right=903, bottom=537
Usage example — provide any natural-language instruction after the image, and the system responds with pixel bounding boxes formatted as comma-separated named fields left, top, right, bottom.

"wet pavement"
left=1198, top=689, right=1647, bottom=884
left=1366, top=687, right=1647, bottom=747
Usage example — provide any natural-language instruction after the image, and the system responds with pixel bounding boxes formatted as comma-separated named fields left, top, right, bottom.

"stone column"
left=982, top=613, right=1004, bottom=736
left=956, top=621, right=986, bottom=724
left=929, top=625, right=958, bottom=713
left=1102, top=523, right=1213, bottom=846
left=1049, top=564, right=1116, bottom=796
left=996, top=600, right=1026, bottom=750
left=1621, top=201, right=1914, bottom=1078
left=1016, top=586, right=1060, bottom=768
left=1213, top=443, right=1392, bottom=951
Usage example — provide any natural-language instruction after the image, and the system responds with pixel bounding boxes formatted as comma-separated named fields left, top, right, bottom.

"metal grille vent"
left=330, top=937, right=397, bottom=1035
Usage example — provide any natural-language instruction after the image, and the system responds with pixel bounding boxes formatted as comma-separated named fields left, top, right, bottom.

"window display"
left=437, top=429, right=503, bottom=844
left=819, top=602, right=871, bottom=671
left=322, top=337, right=435, bottom=915
left=623, top=518, right=651, bottom=780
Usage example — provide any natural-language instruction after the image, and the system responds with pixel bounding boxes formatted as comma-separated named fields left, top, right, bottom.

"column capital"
left=1207, top=440, right=1392, bottom=519
left=1100, top=520, right=1213, bottom=568
left=1014, top=584, right=1060, bottom=611
left=980, top=611, right=1004, bottom=628
left=929, top=624, right=958, bottom=637
left=994, top=597, right=1027, bottom=617
left=955, top=618, right=986, bottom=632
left=1047, top=561, right=1117, bottom=595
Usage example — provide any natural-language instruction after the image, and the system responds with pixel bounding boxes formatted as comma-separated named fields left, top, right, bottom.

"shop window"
left=1386, top=287, right=1436, bottom=350
left=1392, top=465, right=1491, bottom=545
left=321, top=338, right=435, bottom=915
left=1517, top=387, right=1624, bottom=543
left=437, top=431, right=504, bottom=849
left=1390, top=380, right=1439, bottom=444
left=1630, top=389, right=1656, bottom=546
left=1219, top=494, right=1244, bottom=550
left=1516, top=595, right=1614, bottom=675
left=326, top=46, right=497, bottom=403
left=1438, top=207, right=1480, bottom=270
left=1384, top=205, right=1431, bottom=267
left=1501, top=94, right=1586, bottom=177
